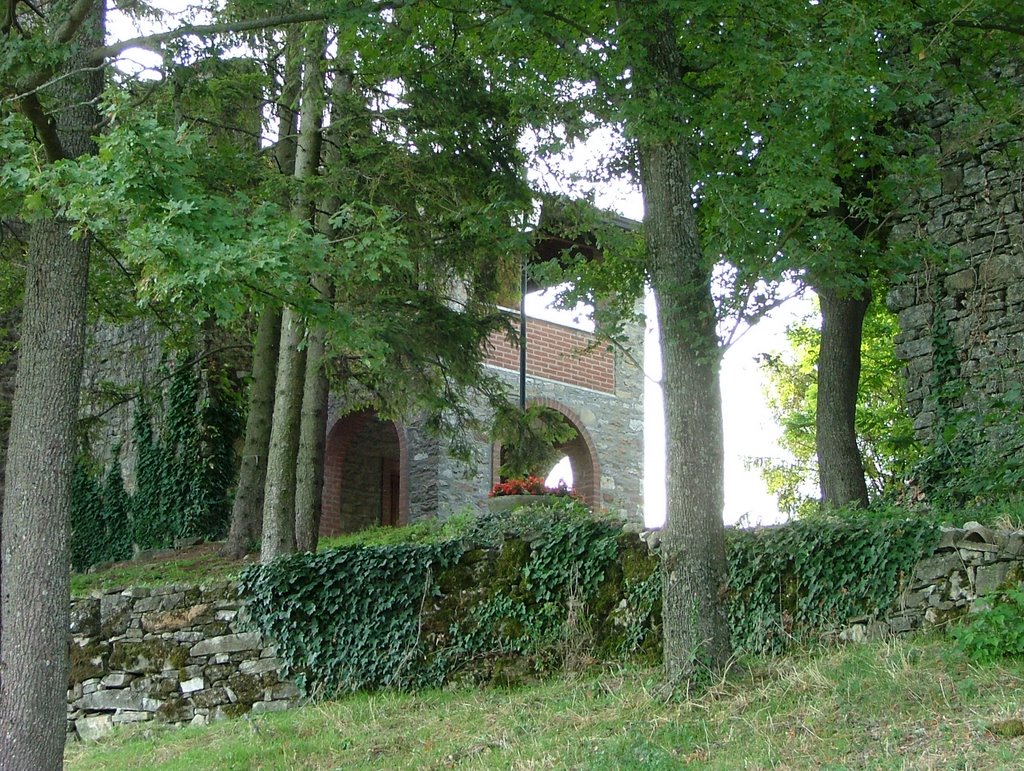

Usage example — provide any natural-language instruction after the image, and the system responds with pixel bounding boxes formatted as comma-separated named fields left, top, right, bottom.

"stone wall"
left=842, top=522, right=1024, bottom=642
left=67, top=582, right=293, bottom=742
left=67, top=522, right=1024, bottom=741
left=889, top=70, right=1024, bottom=446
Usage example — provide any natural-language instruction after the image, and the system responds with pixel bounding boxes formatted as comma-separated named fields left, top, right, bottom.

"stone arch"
left=491, top=397, right=601, bottom=506
left=320, top=409, right=408, bottom=536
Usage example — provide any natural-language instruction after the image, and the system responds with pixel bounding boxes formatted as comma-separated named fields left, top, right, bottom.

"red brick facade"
left=483, top=316, right=614, bottom=393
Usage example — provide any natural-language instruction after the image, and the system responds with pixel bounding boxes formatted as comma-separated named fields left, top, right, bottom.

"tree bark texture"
left=260, top=28, right=324, bottom=562
left=294, top=289, right=330, bottom=553
left=260, top=310, right=307, bottom=561
left=223, top=46, right=301, bottom=559
left=0, top=6, right=102, bottom=767
left=292, top=66, right=350, bottom=554
left=815, top=285, right=871, bottom=509
left=624, top=5, right=732, bottom=680
left=223, top=308, right=281, bottom=558
left=640, top=138, right=733, bottom=681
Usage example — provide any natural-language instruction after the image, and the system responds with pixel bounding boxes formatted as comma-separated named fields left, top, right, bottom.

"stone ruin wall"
left=888, top=89, right=1024, bottom=445
left=842, top=522, right=1024, bottom=642
left=69, top=523, right=1024, bottom=742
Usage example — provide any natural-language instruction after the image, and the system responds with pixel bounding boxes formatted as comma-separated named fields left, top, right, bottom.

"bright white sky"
left=110, top=4, right=811, bottom=528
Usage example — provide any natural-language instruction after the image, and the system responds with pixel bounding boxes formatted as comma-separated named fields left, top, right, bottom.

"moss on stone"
left=109, top=639, right=187, bottom=673
left=155, top=696, right=192, bottom=723
left=617, top=534, right=657, bottom=584
left=218, top=702, right=251, bottom=719
left=437, top=549, right=489, bottom=594
left=69, top=640, right=110, bottom=686
left=492, top=540, right=529, bottom=599
left=226, top=673, right=264, bottom=704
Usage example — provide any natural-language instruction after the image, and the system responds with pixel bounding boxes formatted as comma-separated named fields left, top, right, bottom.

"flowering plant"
left=489, top=475, right=577, bottom=498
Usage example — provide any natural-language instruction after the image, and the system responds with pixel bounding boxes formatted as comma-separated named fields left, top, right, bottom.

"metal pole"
left=519, top=254, right=527, bottom=410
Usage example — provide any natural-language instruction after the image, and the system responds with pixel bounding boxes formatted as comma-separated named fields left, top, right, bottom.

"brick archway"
left=491, top=397, right=601, bottom=507
left=320, top=410, right=408, bottom=536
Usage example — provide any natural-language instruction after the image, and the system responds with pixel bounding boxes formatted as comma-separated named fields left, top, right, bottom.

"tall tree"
left=223, top=38, right=301, bottom=559
left=619, top=5, right=733, bottom=679
left=756, top=300, right=921, bottom=517
left=0, top=3, right=105, bottom=766
left=261, top=26, right=325, bottom=562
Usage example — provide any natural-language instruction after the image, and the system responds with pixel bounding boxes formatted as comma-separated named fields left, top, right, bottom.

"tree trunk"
left=815, top=285, right=871, bottom=509
left=640, top=138, right=733, bottom=682
left=624, top=5, right=732, bottom=681
left=0, top=7, right=103, bottom=767
left=260, top=30, right=324, bottom=562
left=223, top=39, right=301, bottom=559
left=223, top=308, right=281, bottom=557
left=292, top=67, right=350, bottom=553
left=261, top=310, right=307, bottom=561
left=294, top=285, right=330, bottom=553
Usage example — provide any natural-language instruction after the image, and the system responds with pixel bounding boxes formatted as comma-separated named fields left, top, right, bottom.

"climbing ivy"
left=69, top=458, right=132, bottom=571
left=70, top=358, right=243, bottom=569
left=239, top=542, right=462, bottom=694
left=239, top=499, right=660, bottom=696
left=726, top=513, right=940, bottom=654
left=239, top=506, right=944, bottom=695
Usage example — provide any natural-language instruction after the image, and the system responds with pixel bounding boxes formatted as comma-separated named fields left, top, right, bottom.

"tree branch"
left=90, top=11, right=335, bottom=62
left=952, top=19, right=1024, bottom=38
left=18, top=90, right=64, bottom=161
left=50, top=0, right=96, bottom=45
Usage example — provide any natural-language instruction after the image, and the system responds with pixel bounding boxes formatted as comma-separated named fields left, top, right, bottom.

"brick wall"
left=483, top=315, right=614, bottom=394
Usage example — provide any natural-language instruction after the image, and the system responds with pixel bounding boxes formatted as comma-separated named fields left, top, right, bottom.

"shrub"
left=952, top=587, right=1024, bottom=663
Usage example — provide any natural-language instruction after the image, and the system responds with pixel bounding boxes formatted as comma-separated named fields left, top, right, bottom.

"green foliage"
left=952, top=588, right=1024, bottom=663
left=129, top=362, right=242, bottom=550
left=754, top=298, right=922, bottom=517
left=726, top=513, right=940, bottom=655
left=69, top=457, right=133, bottom=572
left=316, top=512, right=475, bottom=551
left=239, top=541, right=461, bottom=695
left=239, top=500, right=660, bottom=696
left=491, top=402, right=578, bottom=479
left=71, top=360, right=243, bottom=570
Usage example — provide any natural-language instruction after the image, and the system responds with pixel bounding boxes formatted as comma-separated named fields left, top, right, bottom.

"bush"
left=952, top=587, right=1024, bottom=663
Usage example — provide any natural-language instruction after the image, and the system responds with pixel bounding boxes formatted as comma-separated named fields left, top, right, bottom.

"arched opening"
left=321, top=410, right=407, bottom=536
left=492, top=398, right=600, bottom=506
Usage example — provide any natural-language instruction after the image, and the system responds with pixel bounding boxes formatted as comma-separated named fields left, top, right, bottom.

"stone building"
left=319, top=306, right=646, bottom=535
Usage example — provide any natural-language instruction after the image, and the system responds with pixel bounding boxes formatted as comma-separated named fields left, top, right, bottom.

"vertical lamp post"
left=519, top=253, right=527, bottom=410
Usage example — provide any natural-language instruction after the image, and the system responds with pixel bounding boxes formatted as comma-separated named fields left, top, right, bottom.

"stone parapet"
left=67, top=582, right=294, bottom=742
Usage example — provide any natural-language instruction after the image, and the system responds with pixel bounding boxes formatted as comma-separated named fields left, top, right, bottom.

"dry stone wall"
left=842, top=522, right=1024, bottom=642
left=68, top=582, right=294, bottom=742
left=69, top=521, right=1020, bottom=742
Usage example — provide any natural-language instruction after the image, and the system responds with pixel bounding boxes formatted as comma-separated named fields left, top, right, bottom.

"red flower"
left=488, top=476, right=579, bottom=499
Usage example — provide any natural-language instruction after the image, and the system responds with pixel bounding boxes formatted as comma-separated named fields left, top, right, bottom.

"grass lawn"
left=65, top=635, right=1024, bottom=770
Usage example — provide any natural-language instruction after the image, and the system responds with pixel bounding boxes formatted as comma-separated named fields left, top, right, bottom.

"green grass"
left=69, top=546, right=249, bottom=597
left=69, top=514, right=476, bottom=598
left=65, top=635, right=1024, bottom=770
left=70, top=506, right=498, bottom=598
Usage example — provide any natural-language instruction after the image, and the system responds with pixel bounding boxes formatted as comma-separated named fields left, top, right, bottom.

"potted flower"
left=487, top=403, right=578, bottom=512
